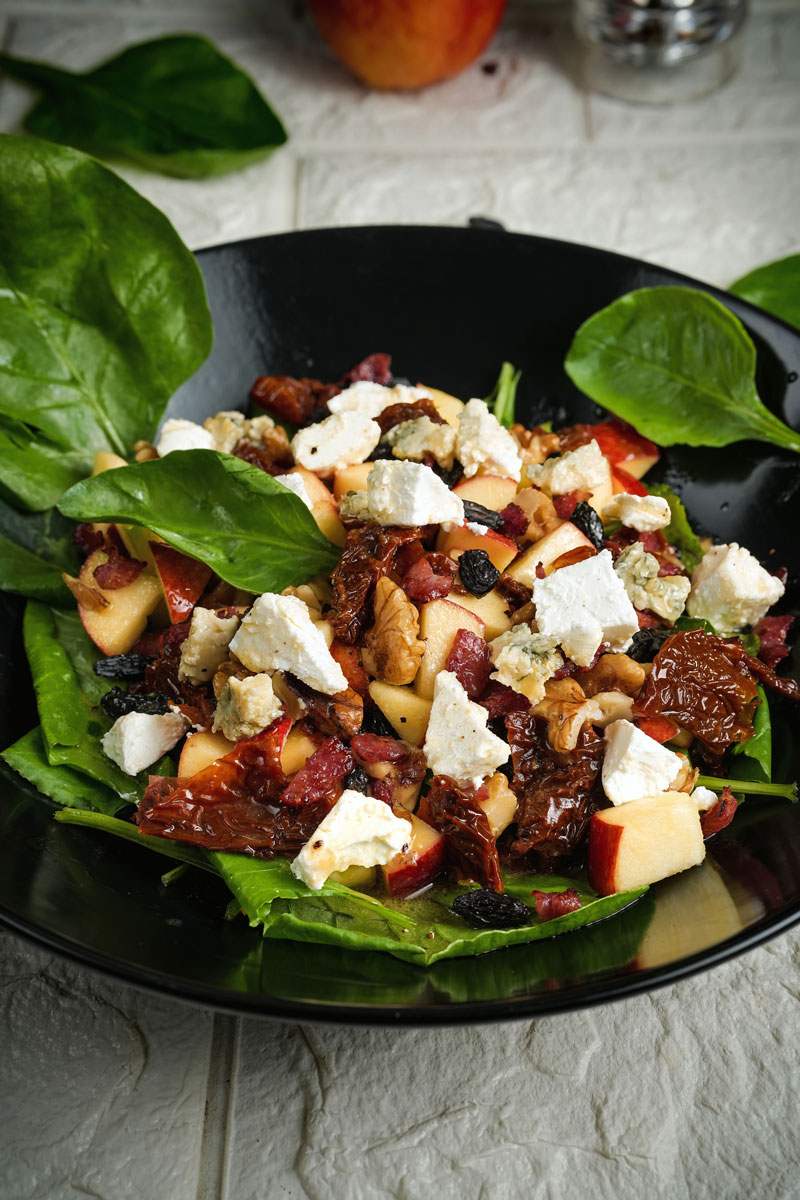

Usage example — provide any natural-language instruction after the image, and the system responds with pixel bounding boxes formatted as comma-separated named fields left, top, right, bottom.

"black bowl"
left=1, top=226, right=798, bottom=1024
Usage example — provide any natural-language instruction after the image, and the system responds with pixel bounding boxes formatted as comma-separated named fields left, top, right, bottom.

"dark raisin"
left=344, top=765, right=371, bottom=795
left=432, top=462, right=463, bottom=489
left=368, top=442, right=396, bottom=461
left=571, top=500, right=605, bottom=550
left=461, top=500, right=504, bottom=530
left=93, top=653, right=151, bottom=680
left=627, top=627, right=673, bottom=662
left=459, top=549, right=500, bottom=597
left=451, top=889, right=531, bottom=929
left=361, top=705, right=398, bottom=738
left=100, top=688, right=171, bottom=719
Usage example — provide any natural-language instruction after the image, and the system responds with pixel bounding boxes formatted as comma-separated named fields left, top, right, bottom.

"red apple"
left=150, top=543, right=212, bottom=624
left=178, top=729, right=235, bottom=778
left=588, top=792, right=705, bottom=896
left=436, top=525, right=518, bottom=572
left=309, top=0, right=507, bottom=91
left=415, top=598, right=485, bottom=699
left=381, top=814, right=447, bottom=896
left=69, top=548, right=162, bottom=655
left=505, top=521, right=593, bottom=586
left=453, top=474, right=518, bottom=512
left=590, top=420, right=660, bottom=481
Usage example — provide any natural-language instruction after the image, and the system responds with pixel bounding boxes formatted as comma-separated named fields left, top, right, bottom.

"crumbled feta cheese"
left=385, top=417, right=457, bottom=468
left=212, top=673, right=282, bottom=742
left=602, top=492, right=671, bottom=532
left=602, top=719, right=683, bottom=806
left=327, top=381, right=432, bottom=419
left=687, top=542, right=785, bottom=631
left=101, top=711, right=189, bottom=776
left=691, top=785, right=719, bottom=812
left=338, top=489, right=373, bottom=522
left=465, top=521, right=488, bottom=536
left=614, top=542, right=691, bottom=624
left=455, top=398, right=523, bottom=481
left=245, top=415, right=278, bottom=444
left=156, top=418, right=215, bottom=456
left=291, top=790, right=411, bottom=890
left=291, top=412, right=380, bottom=474
left=489, top=625, right=563, bottom=704
left=424, top=671, right=510, bottom=789
left=366, top=460, right=464, bottom=527
left=202, top=410, right=247, bottom=454
left=230, top=593, right=348, bottom=695
left=526, top=439, right=611, bottom=497
left=532, top=549, right=639, bottom=667
left=178, top=607, right=241, bottom=685
left=276, top=472, right=313, bottom=510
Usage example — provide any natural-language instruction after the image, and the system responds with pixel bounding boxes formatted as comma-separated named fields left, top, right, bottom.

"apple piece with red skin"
left=590, top=420, right=660, bottom=481
left=611, top=465, right=649, bottom=497
left=284, top=466, right=347, bottom=547
left=453, top=474, right=518, bottom=512
left=447, top=588, right=511, bottom=641
left=505, top=521, right=593, bottom=586
left=381, top=813, right=447, bottom=897
left=73, top=548, right=162, bottom=656
left=588, top=792, right=705, bottom=896
left=150, top=542, right=213, bottom=624
left=415, top=598, right=485, bottom=699
left=436, top=525, right=518, bottom=571
left=309, top=0, right=507, bottom=91
left=178, top=729, right=235, bottom=778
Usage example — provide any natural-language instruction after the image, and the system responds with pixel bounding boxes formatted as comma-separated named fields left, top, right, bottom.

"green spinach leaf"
left=54, top=809, right=215, bottom=871
left=564, top=287, right=800, bottom=454
left=484, top=361, right=521, bottom=429
left=695, top=774, right=797, bottom=802
left=0, top=36, right=287, bottom=180
left=0, top=135, right=212, bottom=509
left=730, top=255, right=800, bottom=331
left=0, top=497, right=79, bottom=603
left=731, top=686, right=771, bottom=784
left=59, top=450, right=340, bottom=594
left=2, top=727, right=124, bottom=815
left=648, top=483, right=705, bottom=572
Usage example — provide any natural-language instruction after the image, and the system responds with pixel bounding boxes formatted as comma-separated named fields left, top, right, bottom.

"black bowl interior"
left=1, top=226, right=798, bottom=1024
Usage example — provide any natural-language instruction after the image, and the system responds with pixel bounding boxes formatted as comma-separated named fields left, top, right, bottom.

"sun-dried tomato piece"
left=495, top=573, right=533, bottom=609
left=419, top=775, right=502, bottom=891
left=72, top=522, right=105, bottom=557
left=718, top=636, right=800, bottom=701
left=340, top=352, right=392, bottom=386
left=350, top=732, right=408, bottom=762
left=553, top=489, right=591, bottom=520
left=531, top=888, right=582, bottom=921
left=284, top=675, right=364, bottom=739
left=93, top=547, right=145, bottom=589
left=329, top=638, right=370, bottom=696
left=137, top=717, right=327, bottom=856
left=700, top=787, right=738, bottom=837
left=281, top=736, right=354, bottom=806
left=393, top=539, right=425, bottom=577
left=376, top=397, right=446, bottom=434
left=478, top=681, right=530, bottom=719
left=446, top=629, right=492, bottom=699
left=499, top=502, right=528, bottom=540
left=250, top=374, right=339, bottom=425
left=402, top=553, right=456, bottom=602
left=330, top=523, right=421, bottom=644
left=505, top=714, right=603, bottom=864
left=233, top=438, right=292, bottom=475
left=753, top=615, right=794, bottom=668
left=557, top=424, right=594, bottom=453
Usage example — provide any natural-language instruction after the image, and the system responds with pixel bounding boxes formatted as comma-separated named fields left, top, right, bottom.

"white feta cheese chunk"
left=687, top=542, right=784, bottom=631
left=489, top=625, right=563, bottom=704
left=366, top=460, right=464, bottom=527
left=602, top=492, right=671, bottom=532
left=291, top=790, right=411, bottom=890
left=101, top=711, right=189, bottom=776
left=385, top=417, right=457, bottom=469
left=291, top=412, right=380, bottom=474
left=202, top=410, right=247, bottom=454
left=327, top=381, right=432, bottom=419
left=156, top=418, right=215, bottom=457
left=465, top=521, right=488, bottom=536
left=424, top=671, right=510, bottom=789
left=691, top=785, right=719, bottom=812
left=212, top=673, right=282, bottom=742
left=614, top=542, right=691, bottom=624
left=178, top=607, right=241, bottom=685
left=276, top=471, right=313, bottom=510
left=455, top=398, right=523, bottom=481
left=602, top=719, right=683, bottom=806
left=230, top=593, right=347, bottom=695
left=532, top=549, right=639, bottom=667
left=526, top=439, right=610, bottom=497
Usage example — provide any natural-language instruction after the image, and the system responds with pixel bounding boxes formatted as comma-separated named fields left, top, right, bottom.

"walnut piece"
left=579, top=653, right=647, bottom=698
left=361, top=578, right=425, bottom=686
left=212, top=656, right=251, bottom=700
left=510, top=425, right=560, bottom=467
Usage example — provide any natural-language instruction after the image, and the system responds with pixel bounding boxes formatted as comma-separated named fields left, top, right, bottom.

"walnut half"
left=361, top=578, right=425, bottom=686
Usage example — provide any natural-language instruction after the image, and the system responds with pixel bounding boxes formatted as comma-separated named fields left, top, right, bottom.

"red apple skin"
left=309, top=0, right=507, bottom=91
left=381, top=817, right=447, bottom=897
left=150, top=542, right=212, bottom=624
left=587, top=818, right=624, bottom=897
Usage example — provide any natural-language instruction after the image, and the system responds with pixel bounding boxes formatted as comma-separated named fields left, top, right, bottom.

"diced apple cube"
left=436, top=526, right=519, bottom=572
left=447, top=589, right=512, bottom=640
left=380, top=813, right=447, bottom=896
left=368, top=681, right=432, bottom=746
left=287, top=466, right=346, bottom=547
left=452, top=475, right=518, bottom=512
left=333, top=461, right=375, bottom=499
left=505, top=522, right=593, bottom=587
left=588, top=791, right=705, bottom=896
left=420, top=385, right=465, bottom=427
left=280, top=726, right=320, bottom=775
left=75, top=548, right=163, bottom=656
left=479, top=772, right=517, bottom=838
left=415, top=599, right=485, bottom=700
left=178, top=729, right=235, bottom=778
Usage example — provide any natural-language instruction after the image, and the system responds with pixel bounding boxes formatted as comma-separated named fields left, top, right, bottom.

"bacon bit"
left=499, top=502, right=528, bottom=540
left=552, top=659, right=580, bottom=680
left=774, top=566, right=789, bottom=586
left=62, top=572, right=110, bottom=611
left=350, top=732, right=408, bottom=762
left=753, top=615, right=794, bottom=668
left=657, top=559, right=684, bottom=577
left=636, top=715, right=680, bottom=744
left=71, top=522, right=105, bottom=556
left=93, top=547, right=146, bottom=590
left=495, top=573, right=533, bottom=609
left=376, top=397, right=445, bottom=434
left=531, top=888, right=582, bottom=921
left=553, top=489, right=591, bottom=520
left=550, top=545, right=597, bottom=572
left=418, top=775, right=503, bottom=891
left=250, top=374, right=339, bottom=426
left=233, top=438, right=292, bottom=475
left=478, top=681, right=530, bottom=719
left=557, top=424, right=594, bottom=454
left=636, top=609, right=663, bottom=629
left=281, top=736, right=355, bottom=806
left=133, top=620, right=191, bottom=658
left=366, top=746, right=427, bottom=806
left=329, top=639, right=370, bottom=696
left=393, top=539, right=425, bottom=577
left=370, top=776, right=394, bottom=805
left=612, top=466, right=648, bottom=496
left=340, top=352, right=392, bottom=386
left=446, top=629, right=493, bottom=699
left=402, top=554, right=456, bottom=602
left=535, top=563, right=546, bottom=580
left=700, top=787, right=738, bottom=837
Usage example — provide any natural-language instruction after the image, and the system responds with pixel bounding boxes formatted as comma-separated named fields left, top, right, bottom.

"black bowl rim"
left=2, top=223, right=799, bottom=1025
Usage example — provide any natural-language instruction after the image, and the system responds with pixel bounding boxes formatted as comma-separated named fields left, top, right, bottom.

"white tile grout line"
left=196, top=1013, right=239, bottom=1200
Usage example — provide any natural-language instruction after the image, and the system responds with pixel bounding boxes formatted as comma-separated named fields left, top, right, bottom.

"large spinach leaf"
left=2, top=727, right=124, bottom=816
left=0, top=36, right=287, bottom=180
left=564, top=287, right=800, bottom=454
left=0, top=498, right=79, bottom=604
left=59, top=450, right=341, bottom=593
left=730, top=255, right=800, bottom=331
left=731, top=686, right=771, bottom=784
left=0, top=135, right=212, bottom=509
left=648, top=482, right=705, bottom=572
left=54, top=809, right=215, bottom=870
